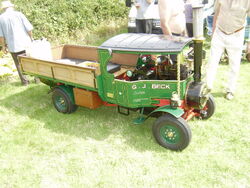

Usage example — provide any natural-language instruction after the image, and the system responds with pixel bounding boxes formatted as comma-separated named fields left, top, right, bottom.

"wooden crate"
left=73, top=88, right=103, bottom=109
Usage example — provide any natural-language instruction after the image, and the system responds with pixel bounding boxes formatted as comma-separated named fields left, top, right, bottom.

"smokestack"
left=193, top=4, right=204, bottom=39
left=192, top=4, right=204, bottom=83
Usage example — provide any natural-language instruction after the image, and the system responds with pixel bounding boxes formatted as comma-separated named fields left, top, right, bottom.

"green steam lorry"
left=19, top=33, right=215, bottom=151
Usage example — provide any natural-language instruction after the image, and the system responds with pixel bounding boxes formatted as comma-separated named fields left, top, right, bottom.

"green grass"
left=0, top=64, right=249, bottom=187
left=0, top=36, right=250, bottom=187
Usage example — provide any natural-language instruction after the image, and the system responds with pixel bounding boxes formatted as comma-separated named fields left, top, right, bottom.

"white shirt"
left=215, top=0, right=250, bottom=34
left=0, top=8, right=33, bottom=53
left=135, top=0, right=156, bottom=19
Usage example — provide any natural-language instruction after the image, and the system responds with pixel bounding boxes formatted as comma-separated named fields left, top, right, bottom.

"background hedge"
left=11, top=0, right=128, bottom=42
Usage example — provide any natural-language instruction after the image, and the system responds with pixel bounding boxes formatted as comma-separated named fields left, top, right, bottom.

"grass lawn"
left=0, top=46, right=250, bottom=187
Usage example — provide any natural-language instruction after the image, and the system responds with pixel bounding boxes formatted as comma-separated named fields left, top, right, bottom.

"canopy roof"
left=99, top=33, right=192, bottom=53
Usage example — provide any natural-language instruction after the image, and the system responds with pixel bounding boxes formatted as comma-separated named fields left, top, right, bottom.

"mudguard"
left=54, top=85, right=75, bottom=104
left=150, top=105, right=184, bottom=118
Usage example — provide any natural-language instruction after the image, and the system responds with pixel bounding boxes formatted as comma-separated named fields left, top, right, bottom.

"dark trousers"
left=186, top=23, right=193, bottom=38
left=11, top=50, right=29, bottom=85
left=136, top=19, right=153, bottom=34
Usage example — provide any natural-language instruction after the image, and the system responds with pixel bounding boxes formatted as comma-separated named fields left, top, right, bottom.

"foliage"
left=0, top=54, right=16, bottom=78
left=12, top=0, right=128, bottom=41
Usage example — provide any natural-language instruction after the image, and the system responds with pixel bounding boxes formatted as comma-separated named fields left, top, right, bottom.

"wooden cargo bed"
left=19, top=45, right=100, bottom=88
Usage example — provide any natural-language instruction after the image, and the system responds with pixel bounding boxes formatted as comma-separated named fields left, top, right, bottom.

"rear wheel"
left=52, top=87, right=78, bottom=114
left=152, top=114, right=191, bottom=151
left=199, top=94, right=215, bottom=120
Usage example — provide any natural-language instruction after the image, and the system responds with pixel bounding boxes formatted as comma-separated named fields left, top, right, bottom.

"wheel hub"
left=161, top=126, right=180, bottom=143
left=56, top=96, right=66, bottom=109
left=166, top=130, right=174, bottom=138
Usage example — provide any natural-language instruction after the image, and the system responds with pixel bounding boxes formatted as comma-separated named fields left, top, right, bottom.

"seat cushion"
left=107, top=62, right=121, bottom=73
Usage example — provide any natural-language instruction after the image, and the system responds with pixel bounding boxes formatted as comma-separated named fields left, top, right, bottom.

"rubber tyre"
left=52, top=87, right=78, bottom=114
left=200, top=94, right=215, bottom=120
left=152, top=114, right=192, bottom=151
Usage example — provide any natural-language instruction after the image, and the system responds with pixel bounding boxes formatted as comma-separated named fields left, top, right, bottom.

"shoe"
left=246, top=53, right=250, bottom=62
left=34, top=77, right=40, bottom=84
left=225, top=92, right=234, bottom=100
left=207, top=88, right=212, bottom=93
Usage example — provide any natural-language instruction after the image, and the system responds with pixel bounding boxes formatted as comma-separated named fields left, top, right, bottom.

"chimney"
left=192, top=4, right=204, bottom=83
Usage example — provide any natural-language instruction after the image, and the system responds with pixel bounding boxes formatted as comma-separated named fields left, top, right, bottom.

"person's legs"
left=246, top=41, right=250, bottom=61
left=136, top=19, right=144, bottom=33
left=225, top=29, right=245, bottom=94
left=145, top=19, right=153, bottom=34
left=206, top=28, right=225, bottom=90
left=186, top=23, right=193, bottom=37
left=10, top=51, right=29, bottom=85
left=244, top=17, right=250, bottom=61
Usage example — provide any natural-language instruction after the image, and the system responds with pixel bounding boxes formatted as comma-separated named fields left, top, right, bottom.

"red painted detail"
left=103, top=102, right=118, bottom=107
left=202, top=105, right=208, bottom=111
left=182, top=100, right=208, bottom=120
left=182, top=110, right=198, bottom=121
left=152, top=99, right=187, bottom=107
left=152, top=99, right=171, bottom=106
left=182, top=100, right=198, bottom=121
left=56, top=83, right=63, bottom=86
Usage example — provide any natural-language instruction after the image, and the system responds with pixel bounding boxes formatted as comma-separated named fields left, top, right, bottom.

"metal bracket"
left=118, top=106, right=130, bottom=116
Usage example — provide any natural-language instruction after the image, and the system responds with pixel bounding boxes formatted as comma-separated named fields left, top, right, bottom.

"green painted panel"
left=113, top=78, right=192, bottom=108
left=97, top=48, right=194, bottom=108
left=97, top=49, right=117, bottom=103
left=23, top=73, right=98, bottom=92
left=152, top=105, right=184, bottom=118
left=56, top=85, right=75, bottom=104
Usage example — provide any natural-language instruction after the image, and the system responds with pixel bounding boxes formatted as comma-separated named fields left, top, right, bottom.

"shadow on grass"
left=211, top=92, right=225, bottom=98
left=0, top=81, right=166, bottom=153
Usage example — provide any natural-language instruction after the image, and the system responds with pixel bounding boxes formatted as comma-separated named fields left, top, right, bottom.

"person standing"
left=158, top=0, right=186, bottom=36
left=0, top=1, right=33, bottom=85
left=206, top=0, right=250, bottom=100
left=135, top=0, right=155, bottom=33
left=184, top=0, right=194, bottom=37
left=184, top=0, right=201, bottom=37
left=245, top=16, right=250, bottom=61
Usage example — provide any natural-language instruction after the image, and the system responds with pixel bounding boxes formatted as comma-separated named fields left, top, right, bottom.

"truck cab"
left=97, top=33, right=193, bottom=108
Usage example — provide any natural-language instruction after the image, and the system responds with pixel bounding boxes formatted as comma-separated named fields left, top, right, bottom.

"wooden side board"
left=19, top=56, right=97, bottom=88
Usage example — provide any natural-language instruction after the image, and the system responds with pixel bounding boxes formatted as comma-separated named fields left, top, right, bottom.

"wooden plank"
left=110, top=53, right=138, bottom=66
left=51, top=45, right=65, bottom=60
left=20, top=56, right=96, bottom=88
left=21, top=58, right=53, bottom=77
left=64, top=45, right=98, bottom=62
left=52, top=64, right=96, bottom=88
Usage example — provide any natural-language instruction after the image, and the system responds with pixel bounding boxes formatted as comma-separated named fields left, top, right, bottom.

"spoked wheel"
left=152, top=114, right=191, bottom=151
left=52, top=87, right=78, bottom=114
left=199, top=94, right=215, bottom=120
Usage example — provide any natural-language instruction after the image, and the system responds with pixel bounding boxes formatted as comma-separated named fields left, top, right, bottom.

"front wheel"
left=152, top=114, right=192, bottom=151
